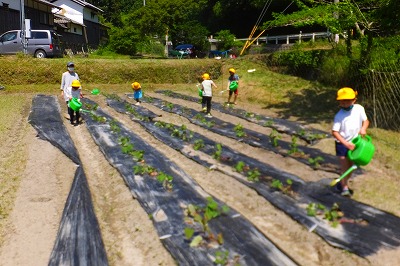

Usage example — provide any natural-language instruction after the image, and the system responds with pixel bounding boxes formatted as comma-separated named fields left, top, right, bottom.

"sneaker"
left=335, top=182, right=343, bottom=192
left=135, top=102, right=140, bottom=106
left=205, top=113, right=213, bottom=118
left=341, top=189, right=351, bottom=197
left=202, top=107, right=207, bottom=112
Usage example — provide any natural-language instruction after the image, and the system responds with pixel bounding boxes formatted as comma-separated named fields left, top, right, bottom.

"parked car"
left=0, top=30, right=62, bottom=58
left=174, top=44, right=196, bottom=58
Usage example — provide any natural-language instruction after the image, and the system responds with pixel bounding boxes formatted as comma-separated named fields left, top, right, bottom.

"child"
left=332, top=87, right=370, bottom=196
left=131, top=81, right=143, bottom=105
left=64, top=79, right=83, bottom=126
left=201, top=73, right=217, bottom=118
left=227, top=68, right=239, bottom=105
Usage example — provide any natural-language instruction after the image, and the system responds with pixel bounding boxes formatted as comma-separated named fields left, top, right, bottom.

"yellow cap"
left=131, top=82, right=141, bottom=89
left=228, top=68, right=235, bottom=73
left=337, top=87, right=357, bottom=100
left=202, top=73, right=210, bottom=80
left=71, top=80, right=81, bottom=88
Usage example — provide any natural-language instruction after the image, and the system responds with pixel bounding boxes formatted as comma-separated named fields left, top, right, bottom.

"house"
left=0, top=0, right=108, bottom=54
left=0, top=0, right=59, bottom=34
left=50, top=0, right=108, bottom=52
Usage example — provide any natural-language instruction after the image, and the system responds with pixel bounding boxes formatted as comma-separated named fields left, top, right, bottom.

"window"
left=40, top=12, right=49, bottom=24
left=32, top=32, right=48, bottom=39
left=2, top=32, right=17, bottom=42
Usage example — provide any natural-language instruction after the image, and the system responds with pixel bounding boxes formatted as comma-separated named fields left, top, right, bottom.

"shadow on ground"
left=265, top=86, right=338, bottom=124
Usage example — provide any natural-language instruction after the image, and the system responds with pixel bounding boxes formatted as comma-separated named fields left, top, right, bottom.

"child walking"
left=131, top=81, right=143, bottom=105
left=332, top=87, right=370, bottom=196
left=227, top=68, right=239, bottom=105
left=201, top=73, right=217, bottom=118
left=64, top=79, right=83, bottom=126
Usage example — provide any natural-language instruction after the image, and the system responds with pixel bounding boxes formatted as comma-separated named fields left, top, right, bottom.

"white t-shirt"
left=332, top=104, right=368, bottom=142
left=201, top=80, right=215, bottom=97
left=60, top=71, right=79, bottom=91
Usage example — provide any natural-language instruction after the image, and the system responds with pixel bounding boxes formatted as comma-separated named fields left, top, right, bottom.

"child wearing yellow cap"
left=65, top=79, right=83, bottom=126
left=332, top=87, right=370, bottom=196
left=131, top=82, right=143, bottom=105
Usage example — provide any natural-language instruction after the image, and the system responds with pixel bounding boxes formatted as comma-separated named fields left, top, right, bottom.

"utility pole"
left=20, top=0, right=27, bottom=54
left=334, top=0, right=339, bottom=43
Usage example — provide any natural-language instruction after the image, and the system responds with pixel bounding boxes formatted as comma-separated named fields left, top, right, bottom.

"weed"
left=263, top=120, right=274, bottom=127
left=244, top=112, right=255, bottom=118
left=288, top=136, right=299, bottom=154
left=247, top=168, right=260, bottom=182
left=271, top=179, right=293, bottom=195
left=308, top=156, right=324, bottom=168
left=194, top=113, right=215, bottom=128
left=213, top=143, right=223, bottom=160
left=109, top=119, right=121, bottom=133
left=156, top=172, right=174, bottom=190
left=90, top=113, right=107, bottom=123
left=307, top=202, right=343, bottom=228
left=234, top=123, right=246, bottom=138
left=184, top=197, right=229, bottom=247
left=214, top=250, right=241, bottom=265
left=166, top=102, right=174, bottom=110
left=234, top=161, right=245, bottom=172
left=119, top=137, right=144, bottom=161
left=269, top=129, right=281, bottom=147
left=193, top=139, right=205, bottom=150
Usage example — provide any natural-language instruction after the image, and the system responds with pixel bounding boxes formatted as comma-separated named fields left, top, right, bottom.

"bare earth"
left=0, top=91, right=399, bottom=266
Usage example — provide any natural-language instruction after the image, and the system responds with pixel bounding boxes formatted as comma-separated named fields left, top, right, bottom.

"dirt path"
left=0, top=92, right=399, bottom=265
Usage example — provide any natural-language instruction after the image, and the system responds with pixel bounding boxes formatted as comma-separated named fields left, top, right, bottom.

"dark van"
left=0, top=30, right=62, bottom=58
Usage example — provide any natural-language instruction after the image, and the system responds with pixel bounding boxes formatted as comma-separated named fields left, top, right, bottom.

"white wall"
left=52, top=0, right=84, bottom=25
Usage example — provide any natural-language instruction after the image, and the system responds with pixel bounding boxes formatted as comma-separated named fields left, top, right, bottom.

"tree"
left=262, top=0, right=393, bottom=59
left=125, top=0, right=209, bottom=48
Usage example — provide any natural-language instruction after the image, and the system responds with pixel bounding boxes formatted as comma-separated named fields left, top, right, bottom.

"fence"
left=237, top=31, right=332, bottom=45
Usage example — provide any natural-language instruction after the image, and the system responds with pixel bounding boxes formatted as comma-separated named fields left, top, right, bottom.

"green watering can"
left=229, top=81, right=238, bottom=91
left=348, top=135, right=375, bottom=166
left=91, top=88, right=100, bottom=95
left=69, top=98, right=82, bottom=111
left=330, top=135, right=375, bottom=186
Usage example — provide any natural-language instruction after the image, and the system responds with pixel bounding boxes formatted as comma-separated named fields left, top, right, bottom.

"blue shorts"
left=335, top=142, right=349, bottom=157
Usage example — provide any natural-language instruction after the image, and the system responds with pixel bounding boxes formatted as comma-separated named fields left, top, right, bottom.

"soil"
left=0, top=90, right=399, bottom=266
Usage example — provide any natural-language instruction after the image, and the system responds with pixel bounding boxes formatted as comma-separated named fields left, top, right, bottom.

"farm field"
left=0, top=57, right=399, bottom=265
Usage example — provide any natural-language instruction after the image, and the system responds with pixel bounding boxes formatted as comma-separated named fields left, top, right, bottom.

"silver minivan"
left=0, top=29, right=62, bottom=58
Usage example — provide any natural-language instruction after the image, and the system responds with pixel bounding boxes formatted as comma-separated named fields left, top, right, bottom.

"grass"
left=0, top=94, right=32, bottom=243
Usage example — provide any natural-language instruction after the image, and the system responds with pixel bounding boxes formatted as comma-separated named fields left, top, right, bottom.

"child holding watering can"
left=131, top=82, right=143, bottom=105
left=64, top=80, right=83, bottom=126
left=332, top=87, right=370, bottom=196
left=201, top=73, right=217, bottom=118
left=226, top=68, right=239, bottom=105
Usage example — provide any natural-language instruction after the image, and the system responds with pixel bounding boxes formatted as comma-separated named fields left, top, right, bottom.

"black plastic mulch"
left=82, top=98, right=297, bottom=266
left=154, top=90, right=330, bottom=144
left=28, top=95, right=108, bottom=266
left=132, top=94, right=338, bottom=173
left=106, top=96, right=400, bottom=258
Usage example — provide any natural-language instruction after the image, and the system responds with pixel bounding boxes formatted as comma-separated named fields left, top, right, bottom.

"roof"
left=47, top=0, right=103, bottom=12
left=35, top=0, right=61, bottom=9
left=54, top=13, right=86, bottom=27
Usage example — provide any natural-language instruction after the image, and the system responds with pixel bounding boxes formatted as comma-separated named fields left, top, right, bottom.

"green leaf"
left=189, top=235, right=203, bottom=247
left=184, top=227, right=194, bottom=240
